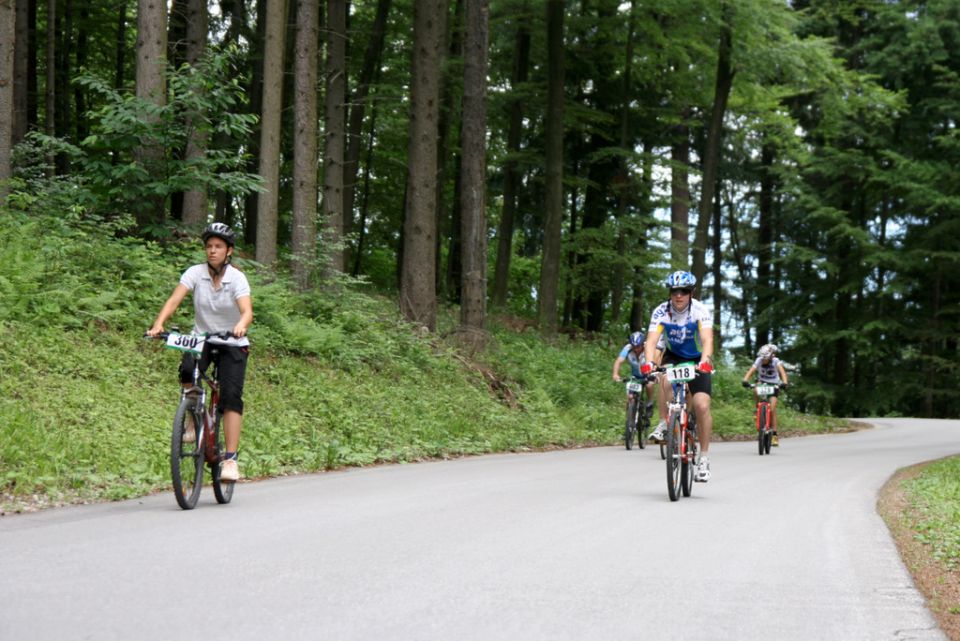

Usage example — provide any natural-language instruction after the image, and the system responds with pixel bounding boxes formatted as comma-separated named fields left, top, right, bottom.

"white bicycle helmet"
left=665, top=271, right=697, bottom=289
left=758, top=343, right=778, bottom=360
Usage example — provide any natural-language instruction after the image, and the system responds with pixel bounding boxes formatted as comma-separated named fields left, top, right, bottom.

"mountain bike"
left=749, top=382, right=782, bottom=456
left=146, top=330, right=236, bottom=509
left=622, top=376, right=653, bottom=450
left=654, top=362, right=701, bottom=502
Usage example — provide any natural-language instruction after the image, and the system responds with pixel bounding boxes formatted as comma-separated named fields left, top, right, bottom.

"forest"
left=0, top=0, right=958, bottom=419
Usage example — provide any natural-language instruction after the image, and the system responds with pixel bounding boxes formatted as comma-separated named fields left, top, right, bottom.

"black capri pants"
left=179, top=343, right=250, bottom=415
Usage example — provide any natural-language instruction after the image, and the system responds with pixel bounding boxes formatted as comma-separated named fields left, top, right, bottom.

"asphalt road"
left=2, top=418, right=957, bottom=641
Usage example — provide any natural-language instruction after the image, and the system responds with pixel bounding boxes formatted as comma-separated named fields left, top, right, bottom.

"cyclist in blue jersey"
left=612, top=331, right=664, bottom=420
left=640, top=271, right=715, bottom=482
left=742, top=343, right=789, bottom=445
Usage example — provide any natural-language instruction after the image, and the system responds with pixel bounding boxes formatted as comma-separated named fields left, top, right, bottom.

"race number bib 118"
left=164, top=332, right=206, bottom=356
left=665, top=362, right=697, bottom=383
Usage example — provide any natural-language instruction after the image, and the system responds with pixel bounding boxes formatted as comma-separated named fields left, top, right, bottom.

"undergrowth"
left=0, top=209, right=844, bottom=511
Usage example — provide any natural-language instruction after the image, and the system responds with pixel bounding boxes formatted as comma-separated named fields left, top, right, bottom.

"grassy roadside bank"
left=0, top=314, right=850, bottom=514
left=879, top=457, right=960, bottom=641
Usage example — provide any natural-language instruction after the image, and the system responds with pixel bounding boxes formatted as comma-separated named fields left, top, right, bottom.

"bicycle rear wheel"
left=666, top=414, right=682, bottom=502
left=681, top=430, right=695, bottom=497
left=211, top=410, right=235, bottom=504
left=758, top=405, right=768, bottom=456
left=624, top=397, right=637, bottom=450
left=171, top=398, right=204, bottom=510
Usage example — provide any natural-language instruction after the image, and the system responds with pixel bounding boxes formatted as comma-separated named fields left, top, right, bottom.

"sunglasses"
left=670, top=288, right=692, bottom=295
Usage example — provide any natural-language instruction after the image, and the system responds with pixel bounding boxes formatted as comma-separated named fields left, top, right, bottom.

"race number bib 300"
left=164, top=332, right=206, bottom=356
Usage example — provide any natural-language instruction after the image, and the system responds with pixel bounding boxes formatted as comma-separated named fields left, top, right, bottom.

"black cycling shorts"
left=179, top=343, right=249, bottom=415
left=660, top=350, right=712, bottom=397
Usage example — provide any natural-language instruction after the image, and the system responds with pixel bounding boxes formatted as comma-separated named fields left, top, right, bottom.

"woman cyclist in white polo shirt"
left=147, top=223, right=253, bottom=482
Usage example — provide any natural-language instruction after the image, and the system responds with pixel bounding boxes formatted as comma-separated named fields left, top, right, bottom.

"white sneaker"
left=649, top=421, right=667, bottom=441
left=219, top=459, right=239, bottom=482
left=695, top=456, right=711, bottom=482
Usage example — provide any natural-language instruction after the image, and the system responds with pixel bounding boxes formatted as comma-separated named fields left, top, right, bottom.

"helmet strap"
left=207, top=253, right=232, bottom=279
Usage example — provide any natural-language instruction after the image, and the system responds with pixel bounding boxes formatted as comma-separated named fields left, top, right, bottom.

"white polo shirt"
left=179, top=264, right=251, bottom=347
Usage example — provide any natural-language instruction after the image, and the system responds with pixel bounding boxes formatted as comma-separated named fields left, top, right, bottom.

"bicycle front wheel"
left=758, top=405, right=768, bottom=456
left=666, top=414, right=683, bottom=502
left=211, top=410, right=235, bottom=504
left=171, top=398, right=204, bottom=510
left=624, top=397, right=637, bottom=450
left=636, top=399, right=648, bottom=450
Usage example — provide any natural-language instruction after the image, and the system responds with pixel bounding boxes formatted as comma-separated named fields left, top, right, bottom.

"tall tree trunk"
left=244, top=0, right=267, bottom=244
left=756, top=141, right=774, bottom=346
left=444, top=152, right=462, bottom=302
left=214, top=0, right=246, bottom=225
left=44, top=0, right=53, bottom=142
left=437, top=0, right=463, bottom=301
left=400, top=0, right=447, bottom=330
left=135, top=0, right=168, bottom=226
left=629, top=138, right=655, bottom=332
left=609, top=0, right=636, bottom=328
left=56, top=0, right=70, bottom=152
left=13, top=0, right=29, bottom=144
left=0, top=0, right=13, bottom=198
left=561, top=171, right=578, bottom=328
left=537, top=0, right=564, bottom=335
left=711, top=178, right=722, bottom=351
left=727, top=191, right=752, bottom=357
left=342, top=0, right=391, bottom=263
left=73, top=2, right=87, bottom=141
left=351, top=81, right=380, bottom=276
left=26, top=0, right=37, bottom=130
left=291, top=0, right=319, bottom=288
left=691, top=3, right=734, bottom=287
left=323, top=0, right=346, bottom=272
left=458, top=0, right=489, bottom=330
left=255, top=0, right=286, bottom=264
left=491, top=12, right=530, bottom=309
left=670, top=125, right=690, bottom=271
left=115, top=0, right=128, bottom=90
left=180, top=0, right=209, bottom=226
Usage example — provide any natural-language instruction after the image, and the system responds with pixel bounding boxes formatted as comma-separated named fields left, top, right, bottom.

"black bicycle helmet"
left=202, top=222, right=236, bottom=247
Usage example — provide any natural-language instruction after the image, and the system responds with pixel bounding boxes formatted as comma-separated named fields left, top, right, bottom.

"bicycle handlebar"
left=143, top=330, right=238, bottom=340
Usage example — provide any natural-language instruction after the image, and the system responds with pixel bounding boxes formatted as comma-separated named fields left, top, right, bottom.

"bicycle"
left=749, top=382, right=782, bottom=456
left=654, top=362, right=702, bottom=502
left=621, top=376, right=653, bottom=450
left=146, top=330, right=236, bottom=509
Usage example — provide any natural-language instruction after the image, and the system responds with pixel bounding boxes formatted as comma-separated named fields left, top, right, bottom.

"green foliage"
left=0, top=210, right=846, bottom=511
left=8, top=47, right=261, bottom=227
left=903, top=457, right=960, bottom=571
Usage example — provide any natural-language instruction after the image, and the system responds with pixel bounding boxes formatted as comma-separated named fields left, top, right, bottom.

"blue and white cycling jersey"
left=647, top=299, right=712, bottom=361
left=753, top=356, right=782, bottom=384
left=618, top=345, right=648, bottom=377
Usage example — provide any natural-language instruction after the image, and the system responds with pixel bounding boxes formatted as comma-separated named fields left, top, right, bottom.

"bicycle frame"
left=751, top=383, right=778, bottom=456
left=147, top=329, right=236, bottom=508
left=663, top=369, right=699, bottom=501
left=183, top=356, right=222, bottom=465
left=667, top=380, right=697, bottom=463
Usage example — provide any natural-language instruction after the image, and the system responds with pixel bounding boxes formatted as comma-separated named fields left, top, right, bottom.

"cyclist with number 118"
left=641, top=271, right=715, bottom=482
left=146, top=223, right=253, bottom=483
